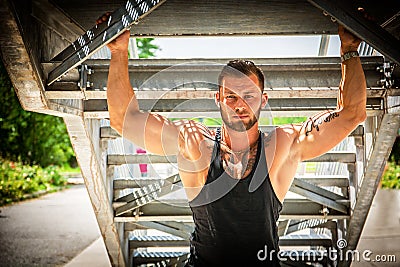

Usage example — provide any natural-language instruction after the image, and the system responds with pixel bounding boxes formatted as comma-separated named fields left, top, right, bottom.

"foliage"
left=273, top=117, right=307, bottom=125
left=381, top=137, right=400, bottom=189
left=388, top=136, right=400, bottom=164
left=381, top=161, right=400, bottom=189
left=136, top=38, right=159, bottom=58
left=0, top=59, right=75, bottom=167
left=0, top=159, right=67, bottom=205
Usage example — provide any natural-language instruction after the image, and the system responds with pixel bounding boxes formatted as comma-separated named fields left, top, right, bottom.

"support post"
left=63, top=116, right=127, bottom=267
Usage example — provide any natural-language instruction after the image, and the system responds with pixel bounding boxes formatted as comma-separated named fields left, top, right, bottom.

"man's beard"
left=220, top=106, right=261, bottom=132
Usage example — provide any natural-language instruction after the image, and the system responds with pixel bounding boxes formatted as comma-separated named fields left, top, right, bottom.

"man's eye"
left=226, top=95, right=236, bottom=99
left=244, top=95, right=254, bottom=99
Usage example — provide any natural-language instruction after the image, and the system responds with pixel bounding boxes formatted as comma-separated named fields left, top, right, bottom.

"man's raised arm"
left=291, top=25, right=367, bottom=161
left=105, top=28, right=182, bottom=156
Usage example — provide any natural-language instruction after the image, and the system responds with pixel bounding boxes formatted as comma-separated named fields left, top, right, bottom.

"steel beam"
left=307, top=0, right=400, bottom=65
left=32, top=0, right=84, bottom=43
left=46, top=56, right=384, bottom=89
left=114, top=199, right=350, bottom=221
left=84, top=109, right=384, bottom=119
left=83, top=98, right=382, bottom=114
left=45, top=87, right=399, bottom=100
left=0, top=0, right=48, bottom=112
left=339, top=114, right=400, bottom=267
left=47, top=0, right=165, bottom=85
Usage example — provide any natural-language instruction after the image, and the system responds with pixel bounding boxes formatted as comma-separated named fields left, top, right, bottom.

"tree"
left=0, top=59, right=74, bottom=167
left=136, top=38, right=159, bottom=58
left=0, top=38, right=160, bottom=167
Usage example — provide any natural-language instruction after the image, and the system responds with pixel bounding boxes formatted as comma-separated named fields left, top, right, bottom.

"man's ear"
left=215, top=91, right=220, bottom=107
left=261, top=92, right=268, bottom=108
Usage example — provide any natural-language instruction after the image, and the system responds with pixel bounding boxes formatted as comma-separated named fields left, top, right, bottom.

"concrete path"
left=0, top=184, right=398, bottom=266
left=353, top=189, right=400, bottom=267
left=0, top=185, right=110, bottom=267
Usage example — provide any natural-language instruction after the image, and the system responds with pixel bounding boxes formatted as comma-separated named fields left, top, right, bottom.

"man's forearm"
left=339, top=54, right=367, bottom=122
left=107, top=50, right=137, bottom=133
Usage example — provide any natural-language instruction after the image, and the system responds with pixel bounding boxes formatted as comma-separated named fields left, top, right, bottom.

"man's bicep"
left=295, top=109, right=358, bottom=161
left=122, top=112, right=182, bottom=155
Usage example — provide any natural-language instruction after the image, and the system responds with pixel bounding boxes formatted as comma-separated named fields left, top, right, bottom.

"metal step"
left=132, top=251, right=188, bottom=266
left=129, top=234, right=332, bottom=248
left=114, top=175, right=349, bottom=190
left=130, top=235, right=189, bottom=248
left=107, top=151, right=356, bottom=165
left=279, top=234, right=332, bottom=247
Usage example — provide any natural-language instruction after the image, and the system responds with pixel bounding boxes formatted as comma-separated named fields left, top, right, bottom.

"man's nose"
left=234, top=97, right=247, bottom=110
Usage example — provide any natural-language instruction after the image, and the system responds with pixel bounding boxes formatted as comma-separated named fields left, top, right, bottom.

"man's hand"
left=96, top=12, right=130, bottom=54
left=338, top=24, right=362, bottom=54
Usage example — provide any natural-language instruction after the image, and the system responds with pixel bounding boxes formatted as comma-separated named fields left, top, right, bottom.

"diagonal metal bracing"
left=47, top=0, right=165, bottom=85
left=339, top=113, right=400, bottom=267
left=290, top=180, right=348, bottom=214
left=292, top=178, right=347, bottom=201
left=115, top=174, right=181, bottom=216
left=307, top=0, right=400, bottom=65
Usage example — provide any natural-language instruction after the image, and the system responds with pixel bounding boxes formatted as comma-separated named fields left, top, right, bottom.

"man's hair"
left=218, top=59, right=265, bottom=92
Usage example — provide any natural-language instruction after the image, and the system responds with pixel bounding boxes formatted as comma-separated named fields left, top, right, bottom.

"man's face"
left=217, top=74, right=267, bottom=132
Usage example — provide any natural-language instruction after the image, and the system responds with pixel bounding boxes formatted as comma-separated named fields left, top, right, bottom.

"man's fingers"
left=96, top=12, right=112, bottom=25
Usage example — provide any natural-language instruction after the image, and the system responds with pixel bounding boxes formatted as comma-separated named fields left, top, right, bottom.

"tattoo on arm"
left=302, top=111, right=340, bottom=136
left=263, top=130, right=275, bottom=149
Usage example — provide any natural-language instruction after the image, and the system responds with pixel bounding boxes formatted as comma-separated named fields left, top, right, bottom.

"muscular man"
left=102, top=14, right=366, bottom=265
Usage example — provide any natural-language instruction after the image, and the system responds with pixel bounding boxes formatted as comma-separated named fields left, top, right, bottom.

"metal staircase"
left=1, top=0, right=399, bottom=266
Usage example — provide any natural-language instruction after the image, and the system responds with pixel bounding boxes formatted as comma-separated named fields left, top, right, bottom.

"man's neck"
left=221, top=124, right=260, bottom=152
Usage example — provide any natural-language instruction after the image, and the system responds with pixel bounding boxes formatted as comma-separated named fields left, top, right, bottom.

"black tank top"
left=188, top=129, right=283, bottom=267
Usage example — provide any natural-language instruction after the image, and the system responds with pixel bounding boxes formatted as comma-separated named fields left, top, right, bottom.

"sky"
left=152, top=35, right=341, bottom=58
